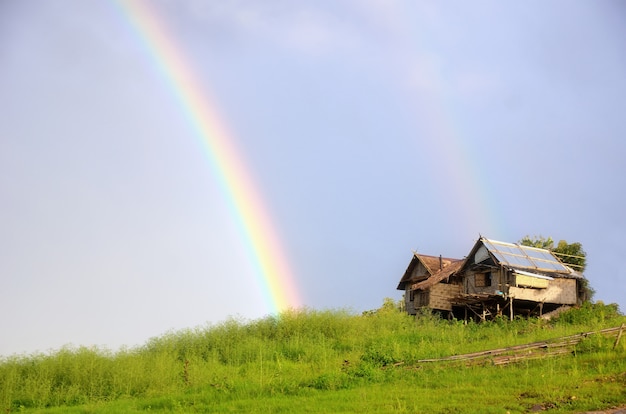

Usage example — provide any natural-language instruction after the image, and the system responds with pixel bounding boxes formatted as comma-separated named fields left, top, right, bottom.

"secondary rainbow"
left=115, top=0, right=300, bottom=313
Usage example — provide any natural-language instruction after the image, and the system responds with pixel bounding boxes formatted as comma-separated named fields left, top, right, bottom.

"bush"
left=360, top=342, right=400, bottom=367
left=575, top=334, right=615, bottom=354
left=552, top=302, right=622, bottom=326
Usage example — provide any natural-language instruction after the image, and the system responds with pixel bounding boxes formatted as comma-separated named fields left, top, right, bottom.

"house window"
left=475, top=272, right=492, bottom=287
left=416, top=291, right=429, bottom=307
left=409, top=289, right=415, bottom=301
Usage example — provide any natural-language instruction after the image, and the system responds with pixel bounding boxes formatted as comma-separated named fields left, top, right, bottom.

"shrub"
left=575, top=334, right=615, bottom=354
left=552, top=302, right=622, bottom=326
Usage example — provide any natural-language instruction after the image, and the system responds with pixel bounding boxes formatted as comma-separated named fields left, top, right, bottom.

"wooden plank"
left=416, top=326, right=624, bottom=364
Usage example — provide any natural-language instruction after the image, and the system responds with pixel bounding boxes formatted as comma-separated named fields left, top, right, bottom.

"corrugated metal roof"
left=481, top=238, right=570, bottom=274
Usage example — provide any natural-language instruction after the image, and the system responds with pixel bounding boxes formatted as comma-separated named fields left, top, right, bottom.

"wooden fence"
left=415, top=324, right=625, bottom=367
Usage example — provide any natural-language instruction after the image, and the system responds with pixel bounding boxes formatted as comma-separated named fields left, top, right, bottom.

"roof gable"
left=412, top=259, right=463, bottom=291
left=469, top=237, right=571, bottom=275
left=397, top=253, right=461, bottom=290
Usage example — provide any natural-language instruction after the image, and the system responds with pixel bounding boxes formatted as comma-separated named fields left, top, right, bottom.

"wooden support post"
left=509, top=297, right=514, bottom=321
left=614, top=323, right=625, bottom=350
left=539, top=302, right=543, bottom=317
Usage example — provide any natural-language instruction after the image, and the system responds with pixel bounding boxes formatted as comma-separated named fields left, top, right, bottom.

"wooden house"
left=397, top=237, right=586, bottom=320
left=397, top=253, right=463, bottom=316
left=455, top=237, right=584, bottom=320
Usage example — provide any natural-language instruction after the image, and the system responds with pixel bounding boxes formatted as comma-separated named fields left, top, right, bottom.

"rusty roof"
left=397, top=253, right=461, bottom=290
left=412, top=259, right=464, bottom=291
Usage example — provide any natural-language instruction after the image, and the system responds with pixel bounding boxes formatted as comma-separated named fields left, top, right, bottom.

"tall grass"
left=1, top=302, right=624, bottom=413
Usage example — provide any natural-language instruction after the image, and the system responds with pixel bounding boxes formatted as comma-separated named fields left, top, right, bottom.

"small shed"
left=397, top=253, right=463, bottom=315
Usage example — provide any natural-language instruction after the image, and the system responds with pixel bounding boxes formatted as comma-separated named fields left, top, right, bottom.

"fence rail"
left=415, top=324, right=625, bottom=366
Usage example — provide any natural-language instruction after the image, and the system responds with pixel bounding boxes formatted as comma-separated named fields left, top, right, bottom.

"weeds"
left=1, top=302, right=625, bottom=413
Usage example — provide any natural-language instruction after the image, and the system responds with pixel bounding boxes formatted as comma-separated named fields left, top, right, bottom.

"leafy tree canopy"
left=519, top=235, right=554, bottom=250
left=519, top=235, right=587, bottom=272
left=552, top=240, right=587, bottom=272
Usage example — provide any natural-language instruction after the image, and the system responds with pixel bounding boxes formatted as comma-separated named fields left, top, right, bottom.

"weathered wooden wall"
left=464, top=269, right=504, bottom=296
left=404, top=287, right=417, bottom=314
left=508, top=278, right=577, bottom=305
left=429, top=283, right=462, bottom=311
left=415, top=291, right=429, bottom=308
left=404, top=261, right=430, bottom=315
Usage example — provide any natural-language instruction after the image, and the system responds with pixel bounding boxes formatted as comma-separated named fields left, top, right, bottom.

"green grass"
left=1, top=302, right=625, bottom=413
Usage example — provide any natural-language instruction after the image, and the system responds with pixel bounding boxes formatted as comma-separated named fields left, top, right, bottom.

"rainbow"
left=115, top=0, right=300, bottom=314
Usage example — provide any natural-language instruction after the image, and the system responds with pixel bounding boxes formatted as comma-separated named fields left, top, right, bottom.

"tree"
left=519, top=235, right=554, bottom=250
left=552, top=240, right=587, bottom=272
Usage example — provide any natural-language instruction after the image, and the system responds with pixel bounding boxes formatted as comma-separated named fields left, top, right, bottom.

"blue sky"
left=1, top=0, right=625, bottom=356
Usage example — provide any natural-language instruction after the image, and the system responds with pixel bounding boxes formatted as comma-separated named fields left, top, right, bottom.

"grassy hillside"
left=1, top=301, right=625, bottom=413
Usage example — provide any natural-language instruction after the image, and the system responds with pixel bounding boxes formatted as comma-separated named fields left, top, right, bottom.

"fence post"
left=614, top=323, right=625, bottom=350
